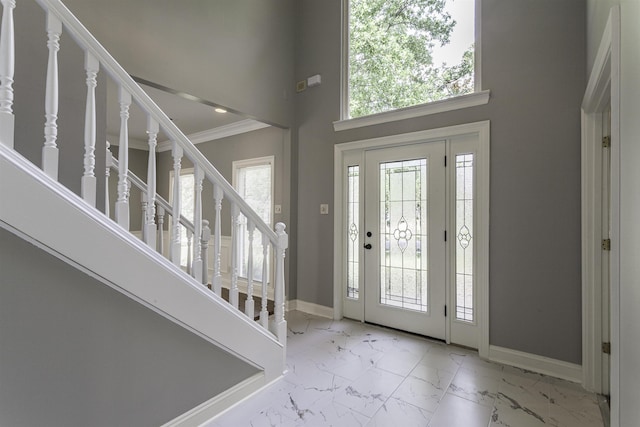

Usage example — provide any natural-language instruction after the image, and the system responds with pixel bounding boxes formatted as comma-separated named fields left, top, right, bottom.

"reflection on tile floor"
left=207, top=311, right=604, bottom=427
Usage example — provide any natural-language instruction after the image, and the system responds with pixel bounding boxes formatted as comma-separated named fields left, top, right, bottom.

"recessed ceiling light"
left=214, top=108, right=227, bottom=114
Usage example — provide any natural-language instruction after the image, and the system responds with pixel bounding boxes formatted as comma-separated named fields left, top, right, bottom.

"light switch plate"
left=274, top=205, right=282, bottom=214
left=320, top=204, right=329, bottom=215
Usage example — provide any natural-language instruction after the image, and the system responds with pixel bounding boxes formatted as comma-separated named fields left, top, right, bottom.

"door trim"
left=333, top=121, right=490, bottom=358
left=581, top=6, right=620, bottom=413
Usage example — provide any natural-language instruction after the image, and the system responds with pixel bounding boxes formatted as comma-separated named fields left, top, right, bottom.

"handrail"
left=36, top=0, right=278, bottom=245
left=109, top=157, right=195, bottom=233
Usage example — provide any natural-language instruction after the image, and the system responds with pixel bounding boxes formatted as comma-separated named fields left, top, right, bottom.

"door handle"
left=364, top=243, right=372, bottom=250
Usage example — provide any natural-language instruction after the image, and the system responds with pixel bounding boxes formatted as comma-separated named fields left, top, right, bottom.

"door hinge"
left=444, top=155, right=447, bottom=167
left=602, top=239, right=611, bottom=251
left=444, top=305, right=447, bottom=317
left=602, top=342, right=611, bottom=354
left=602, top=136, right=611, bottom=148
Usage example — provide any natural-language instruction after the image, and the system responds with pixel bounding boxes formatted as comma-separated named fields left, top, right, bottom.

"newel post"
left=271, top=222, right=288, bottom=344
left=0, top=0, right=16, bottom=148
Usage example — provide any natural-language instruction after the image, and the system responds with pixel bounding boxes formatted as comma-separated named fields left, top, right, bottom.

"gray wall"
left=63, top=0, right=296, bottom=128
left=0, top=227, right=258, bottom=427
left=13, top=0, right=107, bottom=210
left=294, top=0, right=586, bottom=364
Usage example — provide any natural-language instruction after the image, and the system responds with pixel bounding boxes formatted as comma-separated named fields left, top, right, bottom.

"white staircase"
left=0, top=0, right=287, bottom=424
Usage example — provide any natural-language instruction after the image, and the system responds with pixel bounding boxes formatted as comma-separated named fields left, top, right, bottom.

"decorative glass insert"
left=455, top=153, right=474, bottom=322
left=347, top=165, right=360, bottom=299
left=379, top=159, right=428, bottom=312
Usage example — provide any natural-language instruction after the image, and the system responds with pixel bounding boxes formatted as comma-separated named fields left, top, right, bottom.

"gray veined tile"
left=392, top=374, right=449, bottom=413
left=449, top=367, right=500, bottom=407
left=334, top=367, right=405, bottom=418
left=428, top=392, right=493, bottom=427
left=368, top=397, right=433, bottom=427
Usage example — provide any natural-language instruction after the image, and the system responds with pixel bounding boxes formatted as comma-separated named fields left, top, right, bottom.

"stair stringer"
left=0, top=145, right=285, bottom=385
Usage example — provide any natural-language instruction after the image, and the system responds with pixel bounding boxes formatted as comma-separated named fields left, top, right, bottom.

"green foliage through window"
left=348, top=0, right=475, bottom=118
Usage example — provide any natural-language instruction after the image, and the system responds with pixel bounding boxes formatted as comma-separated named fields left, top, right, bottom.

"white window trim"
left=333, top=121, right=490, bottom=358
left=338, top=0, right=488, bottom=130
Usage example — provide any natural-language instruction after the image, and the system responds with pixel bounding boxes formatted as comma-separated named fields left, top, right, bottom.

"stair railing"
left=0, top=0, right=287, bottom=343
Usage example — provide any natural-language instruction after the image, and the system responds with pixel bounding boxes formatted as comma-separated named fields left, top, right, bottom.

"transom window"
left=346, top=0, right=476, bottom=119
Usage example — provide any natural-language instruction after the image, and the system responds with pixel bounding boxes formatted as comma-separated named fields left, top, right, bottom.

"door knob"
left=366, top=231, right=372, bottom=237
left=364, top=243, right=372, bottom=249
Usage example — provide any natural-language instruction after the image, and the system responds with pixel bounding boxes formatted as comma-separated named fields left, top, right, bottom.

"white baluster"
left=230, top=203, right=240, bottom=309
left=192, top=165, right=204, bottom=282
left=186, top=227, right=193, bottom=275
left=260, top=233, right=269, bottom=329
left=271, top=223, right=288, bottom=344
left=170, top=142, right=183, bottom=266
left=157, top=205, right=165, bottom=256
left=201, top=220, right=211, bottom=287
left=115, top=87, right=131, bottom=229
left=105, top=141, right=112, bottom=218
left=145, top=117, right=158, bottom=249
left=245, top=220, right=256, bottom=320
left=42, top=13, right=62, bottom=179
left=0, top=0, right=16, bottom=148
left=212, top=184, right=223, bottom=296
left=140, top=194, right=147, bottom=241
left=81, top=52, right=99, bottom=206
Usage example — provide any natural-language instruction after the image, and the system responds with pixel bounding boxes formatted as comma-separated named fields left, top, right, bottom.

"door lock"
left=364, top=243, right=372, bottom=250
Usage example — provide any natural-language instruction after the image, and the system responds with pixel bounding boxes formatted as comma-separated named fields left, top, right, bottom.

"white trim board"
left=489, top=346, right=582, bottom=384
left=157, top=120, right=270, bottom=152
left=286, top=299, right=334, bottom=319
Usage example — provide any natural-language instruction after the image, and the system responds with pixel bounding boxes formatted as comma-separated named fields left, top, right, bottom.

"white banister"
left=81, top=52, right=98, bottom=206
left=42, top=12, right=61, bottom=179
left=271, top=223, right=288, bottom=343
left=201, top=220, right=211, bottom=286
left=260, top=233, right=269, bottom=329
left=0, top=0, right=15, bottom=148
left=212, top=183, right=223, bottom=296
left=230, top=203, right=240, bottom=309
left=245, top=219, right=255, bottom=320
left=104, top=141, right=112, bottom=218
left=140, top=194, right=147, bottom=241
left=170, top=142, right=182, bottom=266
left=157, top=205, right=165, bottom=256
left=186, top=228, right=193, bottom=275
left=114, top=87, right=131, bottom=230
left=145, top=116, right=158, bottom=249
left=192, top=164, right=204, bottom=282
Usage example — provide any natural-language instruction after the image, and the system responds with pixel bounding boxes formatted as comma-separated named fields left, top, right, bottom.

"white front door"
left=363, top=142, right=446, bottom=339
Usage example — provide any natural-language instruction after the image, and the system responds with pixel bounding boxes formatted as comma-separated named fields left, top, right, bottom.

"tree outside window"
left=348, top=0, right=475, bottom=118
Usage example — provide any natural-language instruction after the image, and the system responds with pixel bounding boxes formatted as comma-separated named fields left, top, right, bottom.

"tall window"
left=347, top=0, right=475, bottom=118
left=233, top=157, right=274, bottom=282
left=169, top=169, right=195, bottom=268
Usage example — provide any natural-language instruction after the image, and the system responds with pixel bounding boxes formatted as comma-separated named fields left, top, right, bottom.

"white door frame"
left=581, top=5, right=620, bottom=416
left=333, top=121, right=490, bottom=358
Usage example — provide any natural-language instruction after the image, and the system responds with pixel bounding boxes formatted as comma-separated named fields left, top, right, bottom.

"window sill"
left=333, top=90, right=490, bottom=132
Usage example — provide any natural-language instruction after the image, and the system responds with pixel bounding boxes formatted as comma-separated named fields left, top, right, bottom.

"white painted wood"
left=201, top=220, right=210, bottom=286
left=186, top=228, right=193, bottom=275
left=230, top=203, right=240, bottom=309
left=489, top=345, right=582, bottom=384
left=363, top=142, right=447, bottom=339
left=0, top=0, right=15, bottom=148
left=286, top=300, right=334, bottom=319
left=157, top=205, right=165, bottom=255
left=1, top=144, right=285, bottom=384
left=114, top=87, right=131, bottom=229
left=140, top=194, right=147, bottom=242
left=145, top=116, right=158, bottom=249
left=334, top=122, right=491, bottom=357
left=192, top=165, right=204, bottom=282
left=81, top=52, right=98, bottom=207
left=105, top=141, right=112, bottom=218
left=334, top=90, right=490, bottom=132
left=170, top=142, right=183, bottom=266
left=260, top=233, right=269, bottom=329
left=244, top=220, right=255, bottom=320
left=161, top=372, right=266, bottom=427
left=42, top=12, right=62, bottom=180
left=271, top=222, right=287, bottom=344
left=212, top=184, right=223, bottom=295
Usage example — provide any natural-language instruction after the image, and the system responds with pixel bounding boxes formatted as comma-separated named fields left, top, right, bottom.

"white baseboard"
left=286, top=299, right=334, bottom=319
left=489, top=345, right=582, bottom=383
left=162, top=372, right=265, bottom=427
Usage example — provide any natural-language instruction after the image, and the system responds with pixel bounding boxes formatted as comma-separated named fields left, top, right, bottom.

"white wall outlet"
left=320, top=204, right=329, bottom=215
left=274, top=204, right=282, bottom=214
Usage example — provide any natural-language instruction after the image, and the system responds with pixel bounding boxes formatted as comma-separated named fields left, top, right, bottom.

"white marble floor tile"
left=210, top=312, right=603, bottom=427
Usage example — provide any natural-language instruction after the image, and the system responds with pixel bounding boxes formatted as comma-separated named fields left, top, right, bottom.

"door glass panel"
left=455, top=153, right=474, bottom=321
left=347, top=165, right=360, bottom=299
left=379, top=159, right=428, bottom=312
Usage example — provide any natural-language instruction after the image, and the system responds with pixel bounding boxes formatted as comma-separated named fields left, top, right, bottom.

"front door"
left=363, top=142, right=446, bottom=339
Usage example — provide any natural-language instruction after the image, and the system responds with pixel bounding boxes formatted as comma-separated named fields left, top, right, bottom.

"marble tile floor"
left=207, top=311, right=605, bottom=427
